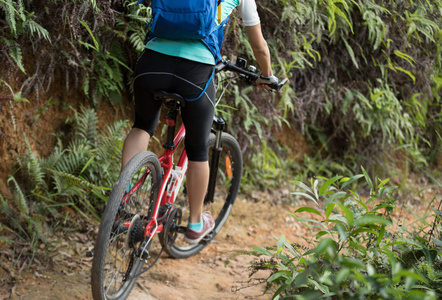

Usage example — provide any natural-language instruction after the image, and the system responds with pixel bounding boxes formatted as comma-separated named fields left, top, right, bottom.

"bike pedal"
left=201, top=232, right=215, bottom=244
left=173, top=225, right=187, bottom=234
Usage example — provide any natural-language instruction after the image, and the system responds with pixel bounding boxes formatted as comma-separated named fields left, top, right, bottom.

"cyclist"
left=121, top=0, right=279, bottom=244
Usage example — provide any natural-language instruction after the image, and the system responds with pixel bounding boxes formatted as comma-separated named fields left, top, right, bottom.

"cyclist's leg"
left=177, top=68, right=216, bottom=241
left=121, top=129, right=150, bottom=170
left=121, top=50, right=174, bottom=170
left=186, top=161, right=210, bottom=223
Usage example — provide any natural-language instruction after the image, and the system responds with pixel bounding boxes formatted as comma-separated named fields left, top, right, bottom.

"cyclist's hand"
left=256, top=75, right=279, bottom=90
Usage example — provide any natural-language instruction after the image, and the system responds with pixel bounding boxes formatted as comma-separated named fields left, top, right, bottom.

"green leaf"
left=395, top=66, right=416, bottom=83
left=318, top=176, right=342, bottom=197
left=315, top=238, right=337, bottom=256
left=337, top=201, right=354, bottom=225
left=292, top=180, right=313, bottom=194
left=432, top=238, right=442, bottom=247
left=376, top=225, right=385, bottom=246
left=267, top=270, right=290, bottom=282
left=9, top=45, right=26, bottom=73
left=323, top=191, right=347, bottom=208
left=342, top=37, right=359, bottom=69
left=325, top=203, right=335, bottom=219
left=395, top=270, right=427, bottom=283
left=272, top=283, right=288, bottom=299
left=79, top=20, right=99, bottom=51
left=294, top=207, right=323, bottom=217
left=376, top=178, right=390, bottom=189
left=316, top=231, right=329, bottom=239
left=252, top=246, right=274, bottom=257
left=340, top=257, right=365, bottom=269
left=353, top=215, right=392, bottom=226
left=277, top=235, right=285, bottom=254
left=361, top=166, right=374, bottom=193
left=292, top=192, right=318, bottom=205
left=350, top=227, right=380, bottom=237
left=353, top=198, right=368, bottom=213
left=340, top=174, right=364, bottom=189
left=336, top=268, right=351, bottom=284
left=432, top=208, right=442, bottom=216
left=13, top=91, right=29, bottom=102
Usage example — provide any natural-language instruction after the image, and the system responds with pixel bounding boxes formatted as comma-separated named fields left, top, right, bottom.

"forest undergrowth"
left=0, top=0, right=441, bottom=297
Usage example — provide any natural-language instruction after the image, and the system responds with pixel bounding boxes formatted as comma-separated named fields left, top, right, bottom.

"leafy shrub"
left=229, top=170, right=442, bottom=299
left=0, top=0, right=149, bottom=104
left=0, top=106, right=128, bottom=255
left=223, top=0, right=442, bottom=177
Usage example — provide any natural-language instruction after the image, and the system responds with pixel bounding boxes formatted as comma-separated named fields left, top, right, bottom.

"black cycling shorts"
left=132, top=50, right=216, bottom=162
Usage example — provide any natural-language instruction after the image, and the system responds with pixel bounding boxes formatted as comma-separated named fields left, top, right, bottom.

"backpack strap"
left=184, top=66, right=216, bottom=101
left=218, top=0, right=222, bottom=24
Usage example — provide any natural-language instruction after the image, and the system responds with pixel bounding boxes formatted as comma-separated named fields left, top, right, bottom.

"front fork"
left=206, top=116, right=225, bottom=204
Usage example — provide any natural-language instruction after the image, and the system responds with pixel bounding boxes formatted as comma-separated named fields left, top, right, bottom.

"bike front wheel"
left=91, top=151, right=162, bottom=300
left=161, top=132, right=243, bottom=258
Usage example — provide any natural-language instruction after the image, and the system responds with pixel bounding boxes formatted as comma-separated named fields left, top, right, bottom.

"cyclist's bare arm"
left=245, top=24, right=272, bottom=77
left=245, top=24, right=281, bottom=89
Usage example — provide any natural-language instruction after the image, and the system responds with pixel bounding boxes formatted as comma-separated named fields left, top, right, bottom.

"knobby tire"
left=91, top=151, right=162, bottom=300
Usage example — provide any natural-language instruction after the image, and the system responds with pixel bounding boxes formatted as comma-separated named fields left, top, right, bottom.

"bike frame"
left=121, top=104, right=225, bottom=245
left=138, top=120, right=188, bottom=240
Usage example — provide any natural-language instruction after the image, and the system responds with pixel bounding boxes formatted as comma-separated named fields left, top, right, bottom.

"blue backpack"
left=137, top=0, right=229, bottom=62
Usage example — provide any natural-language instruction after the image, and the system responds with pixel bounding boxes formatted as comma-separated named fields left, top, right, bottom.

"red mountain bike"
left=90, top=58, right=287, bottom=300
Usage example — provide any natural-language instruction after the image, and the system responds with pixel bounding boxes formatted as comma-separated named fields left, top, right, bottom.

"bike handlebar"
left=215, top=59, right=288, bottom=91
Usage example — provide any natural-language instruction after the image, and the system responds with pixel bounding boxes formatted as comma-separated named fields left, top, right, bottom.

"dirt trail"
left=3, top=194, right=308, bottom=300
left=2, top=186, right=435, bottom=300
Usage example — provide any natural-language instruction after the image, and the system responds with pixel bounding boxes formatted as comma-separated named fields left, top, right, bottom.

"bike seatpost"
left=163, top=108, right=178, bottom=150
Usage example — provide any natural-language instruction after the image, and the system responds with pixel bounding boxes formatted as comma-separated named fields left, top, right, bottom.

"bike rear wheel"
left=161, top=132, right=243, bottom=258
left=91, top=151, right=162, bottom=300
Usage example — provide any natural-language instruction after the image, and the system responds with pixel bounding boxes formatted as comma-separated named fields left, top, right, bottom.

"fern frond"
left=97, top=120, right=128, bottom=162
left=128, top=31, right=146, bottom=54
left=49, top=169, right=107, bottom=219
left=48, top=168, right=108, bottom=191
left=26, top=18, right=51, bottom=42
left=23, top=135, right=47, bottom=192
left=54, top=141, right=94, bottom=177
left=342, top=36, right=359, bottom=69
left=69, top=106, right=99, bottom=145
left=0, top=0, right=18, bottom=35
left=7, top=176, right=29, bottom=215
left=8, top=42, right=26, bottom=73
left=40, top=147, right=65, bottom=170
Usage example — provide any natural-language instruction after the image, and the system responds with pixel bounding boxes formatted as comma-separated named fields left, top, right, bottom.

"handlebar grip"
left=267, top=77, right=288, bottom=91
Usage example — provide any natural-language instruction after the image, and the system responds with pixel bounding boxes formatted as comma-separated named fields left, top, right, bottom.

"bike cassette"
left=125, top=214, right=145, bottom=249
left=161, top=208, right=182, bottom=249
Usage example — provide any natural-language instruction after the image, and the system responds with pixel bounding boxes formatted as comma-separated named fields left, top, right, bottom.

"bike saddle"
left=154, top=90, right=186, bottom=108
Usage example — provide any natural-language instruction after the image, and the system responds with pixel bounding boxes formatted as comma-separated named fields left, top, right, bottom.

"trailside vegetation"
left=0, top=0, right=441, bottom=290
left=223, top=0, right=442, bottom=184
left=228, top=172, right=442, bottom=298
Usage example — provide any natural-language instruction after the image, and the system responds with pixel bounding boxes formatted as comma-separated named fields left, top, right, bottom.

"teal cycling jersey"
left=145, top=0, right=259, bottom=65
